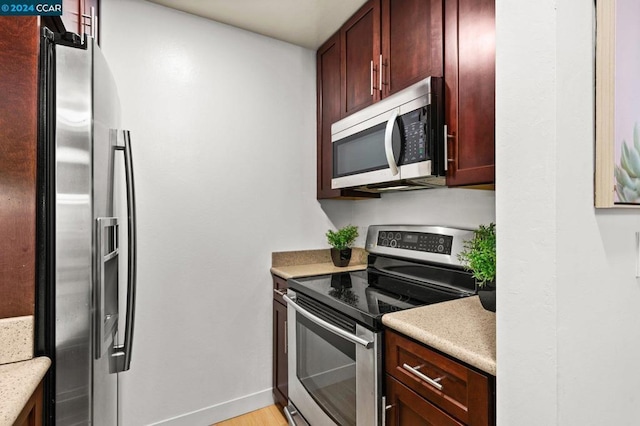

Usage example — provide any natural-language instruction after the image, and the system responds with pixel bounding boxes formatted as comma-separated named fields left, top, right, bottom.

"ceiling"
left=145, top=0, right=368, bottom=50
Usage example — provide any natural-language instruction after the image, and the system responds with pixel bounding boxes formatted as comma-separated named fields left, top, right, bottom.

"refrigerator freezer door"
left=54, top=39, right=93, bottom=426
left=91, top=40, right=122, bottom=426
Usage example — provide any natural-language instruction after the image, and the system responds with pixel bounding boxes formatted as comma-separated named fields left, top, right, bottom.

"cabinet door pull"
left=273, top=288, right=286, bottom=297
left=284, top=320, right=287, bottom=354
left=402, top=363, right=444, bottom=391
left=81, top=6, right=98, bottom=43
left=379, top=54, right=384, bottom=93
left=444, top=124, right=455, bottom=171
left=370, top=60, right=374, bottom=96
left=381, top=396, right=394, bottom=426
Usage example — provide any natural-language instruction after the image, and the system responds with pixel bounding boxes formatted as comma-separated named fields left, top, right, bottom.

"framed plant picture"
left=595, top=0, right=640, bottom=207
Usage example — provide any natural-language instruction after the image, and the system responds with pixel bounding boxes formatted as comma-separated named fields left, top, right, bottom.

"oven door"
left=283, top=290, right=381, bottom=426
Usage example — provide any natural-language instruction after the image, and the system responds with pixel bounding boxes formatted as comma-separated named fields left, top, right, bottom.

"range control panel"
left=377, top=230, right=453, bottom=255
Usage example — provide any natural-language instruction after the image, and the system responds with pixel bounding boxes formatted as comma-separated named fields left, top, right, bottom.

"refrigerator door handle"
left=112, top=130, right=137, bottom=373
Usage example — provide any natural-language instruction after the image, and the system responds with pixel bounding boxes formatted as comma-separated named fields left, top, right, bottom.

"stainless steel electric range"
left=283, top=225, right=478, bottom=426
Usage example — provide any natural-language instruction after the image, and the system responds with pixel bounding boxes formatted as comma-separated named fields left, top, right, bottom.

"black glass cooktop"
left=287, top=266, right=473, bottom=330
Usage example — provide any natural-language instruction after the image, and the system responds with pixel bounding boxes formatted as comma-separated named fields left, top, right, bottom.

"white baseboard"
left=148, top=388, right=275, bottom=425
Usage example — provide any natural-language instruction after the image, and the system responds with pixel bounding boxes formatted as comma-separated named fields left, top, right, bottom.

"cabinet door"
left=381, top=0, right=443, bottom=98
left=14, top=381, right=44, bottom=426
left=272, top=300, right=288, bottom=407
left=386, top=330, right=493, bottom=425
left=386, top=375, right=463, bottom=426
left=61, top=0, right=99, bottom=42
left=341, top=0, right=381, bottom=116
left=317, top=33, right=343, bottom=199
left=317, top=34, right=379, bottom=200
left=444, top=0, right=495, bottom=186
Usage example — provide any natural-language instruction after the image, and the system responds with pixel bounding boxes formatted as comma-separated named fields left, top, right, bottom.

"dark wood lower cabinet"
left=14, top=380, right=44, bottom=426
left=272, top=299, right=288, bottom=407
left=386, top=376, right=463, bottom=426
left=385, top=330, right=495, bottom=426
left=272, top=275, right=288, bottom=409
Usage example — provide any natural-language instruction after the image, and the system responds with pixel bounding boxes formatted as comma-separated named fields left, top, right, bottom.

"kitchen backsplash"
left=321, top=187, right=496, bottom=247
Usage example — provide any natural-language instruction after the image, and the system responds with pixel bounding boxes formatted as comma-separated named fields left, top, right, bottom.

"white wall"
left=101, top=1, right=495, bottom=424
left=497, top=0, right=640, bottom=424
left=101, top=1, right=334, bottom=424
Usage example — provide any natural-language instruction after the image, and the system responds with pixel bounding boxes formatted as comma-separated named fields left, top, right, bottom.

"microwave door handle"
left=384, top=109, right=400, bottom=176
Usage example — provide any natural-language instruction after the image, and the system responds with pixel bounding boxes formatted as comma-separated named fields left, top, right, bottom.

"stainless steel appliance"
left=283, top=225, right=477, bottom=426
left=35, top=29, right=137, bottom=425
left=331, top=77, right=445, bottom=193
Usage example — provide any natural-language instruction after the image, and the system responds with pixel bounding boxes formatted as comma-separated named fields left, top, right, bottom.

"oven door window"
left=296, top=313, right=356, bottom=426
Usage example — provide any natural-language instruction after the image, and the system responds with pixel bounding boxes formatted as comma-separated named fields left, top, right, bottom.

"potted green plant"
left=326, top=225, right=359, bottom=267
left=457, top=223, right=496, bottom=312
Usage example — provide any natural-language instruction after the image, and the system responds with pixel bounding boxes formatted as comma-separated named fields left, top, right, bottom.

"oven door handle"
left=283, top=294, right=374, bottom=349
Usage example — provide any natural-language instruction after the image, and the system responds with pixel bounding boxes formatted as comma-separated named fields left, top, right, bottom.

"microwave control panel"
left=377, top=231, right=453, bottom=255
left=399, top=107, right=429, bottom=164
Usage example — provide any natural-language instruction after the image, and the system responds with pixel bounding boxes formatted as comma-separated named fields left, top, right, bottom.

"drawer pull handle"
left=273, top=288, right=286, bottom=297
left=402, top=363, right=444, bottom=391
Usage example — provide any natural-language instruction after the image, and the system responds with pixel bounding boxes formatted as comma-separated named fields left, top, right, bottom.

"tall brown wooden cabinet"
left=0, top=17, right=40, bottom=319
left=0, top=4, right=101, bottom=319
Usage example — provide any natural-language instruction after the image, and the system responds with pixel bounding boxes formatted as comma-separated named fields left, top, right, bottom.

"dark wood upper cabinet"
left=341, top=1, right=381, bottom=117
left=317, top=0, right=444, bottom=199
left=381, top=0, right=443, bottom=98
left=340, top=0, right=443, bottom=111
left=444, top=0, right=495, bottom=186
left=317, top=33, right=379, bottom=200
left=61, top=0, right=99, bottom=43
left=317, top=34, right=343, bottom=199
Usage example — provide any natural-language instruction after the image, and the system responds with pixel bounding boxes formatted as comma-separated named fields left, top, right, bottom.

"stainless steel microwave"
left=331, top=77, right=444, bottom=192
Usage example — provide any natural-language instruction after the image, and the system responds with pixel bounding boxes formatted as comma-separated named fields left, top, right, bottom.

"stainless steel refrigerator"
left=36, top=28, right=137, bottom=426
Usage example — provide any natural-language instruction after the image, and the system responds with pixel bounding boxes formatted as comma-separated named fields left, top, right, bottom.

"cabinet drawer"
left=386, top=375, right=463, bottom=426
left=385, top=330, right=491, bottom=425
left=272, top=275, right=288, bottom=304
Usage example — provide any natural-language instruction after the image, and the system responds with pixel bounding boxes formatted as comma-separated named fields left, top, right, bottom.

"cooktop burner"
left=287, top=269, right=471, bottom=330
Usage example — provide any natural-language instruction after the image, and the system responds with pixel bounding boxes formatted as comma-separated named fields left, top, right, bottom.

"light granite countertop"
left=0, top=356, right=51, bottom=426
left=271, top=262, right=367, bottom=279
left=271, top=248, right=367, bottom=279
left=0, top=315, right=50, bottom=426
left=382, top=296, right=496, bottom=376
left=0, top=316, right=34, bottom=365
left=0, top=357, right=51, bottom=426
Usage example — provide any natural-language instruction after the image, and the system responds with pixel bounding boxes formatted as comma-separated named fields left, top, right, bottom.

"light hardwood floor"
left=213, top=405, right=287, bottom=426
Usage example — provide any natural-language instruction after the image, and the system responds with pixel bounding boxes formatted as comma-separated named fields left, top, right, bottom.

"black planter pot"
left=330, top=248, right=352, bottom=267
left=477, top=280, right=496, bottom=312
